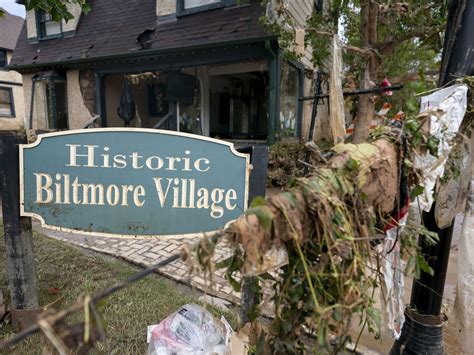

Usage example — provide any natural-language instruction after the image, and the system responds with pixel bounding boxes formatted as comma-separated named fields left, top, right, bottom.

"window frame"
left=278, top=60, right=304, bottom=140
left=176, top=0, right=232, bottom=17
left=0, top=86, right=15, bottom=118
left=35, top=10, right=63, bottom=40
left=0, top=49, right=7, bottom=69
left=314, top=0, right=323, bottom=12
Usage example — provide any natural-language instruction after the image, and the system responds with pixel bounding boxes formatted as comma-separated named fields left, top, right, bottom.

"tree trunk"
left=352, top=0, right=379, bottom=144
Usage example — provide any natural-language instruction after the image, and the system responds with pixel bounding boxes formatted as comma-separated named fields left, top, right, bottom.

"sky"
left=0, top=0, right=26, bottom=18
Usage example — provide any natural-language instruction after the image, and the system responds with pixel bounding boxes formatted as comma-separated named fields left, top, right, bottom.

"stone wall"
left=79, top=69, right=96, bottom=117
left=156, top=0, right=176, bottom=17
left=67, top=70, right=94, bottom=129
left=0, top=62, right=25, bottom=130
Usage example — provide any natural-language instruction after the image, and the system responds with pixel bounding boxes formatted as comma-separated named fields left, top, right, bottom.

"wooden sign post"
left=0, top=132, right=38, bottom=310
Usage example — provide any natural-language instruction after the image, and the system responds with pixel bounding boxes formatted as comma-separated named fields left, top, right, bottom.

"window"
left=279, top=62, right=302, bottom=139
left=177, top=0, right=228, bottom=16
left=148, top=83, right=169, bottom=117
left=178, top=78, right=201, bottom=135
left=209, top=70, right=268, bottom=140
left=315, top=0, right=323, bottom=12
left=0, top=50, right=7, bottom=69
left=46, top=81, right=68, bottom=129
left=0, top=87, right=15, bottom=117
left=36, top=11, right=62, bottom=39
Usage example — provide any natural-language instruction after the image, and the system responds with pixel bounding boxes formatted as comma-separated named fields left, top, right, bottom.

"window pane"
left=279, top=62, right=299, bottom=138
left=45, top=82, right=68, bottom=129
left=179, top=81, right=201, bottom=135
left=0, top=51, right=7, bottom=68
left=0, top=88, right=13, bottom=116
left=184, top=0, right=220, bottom=10
left=209, top=70, right=268, bottom=140
left=44, top=21, right=61, bottom=36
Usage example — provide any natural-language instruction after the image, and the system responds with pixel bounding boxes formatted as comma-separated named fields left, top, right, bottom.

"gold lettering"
left=66, top=144, right=98, bottom=167
left=34, top=173, right=53, bottom=203
left=120, top=185, right=134, bottom=206
left=82, top=183, right=105, bottom=205
left=210, top=188, right=225, bottom=218
left=196, top=188, right=209, bottom=209
left=133, top=186, right=146, bottom=207
left=225, top=189, right=237, bottom=210
left=106, top=185, right=120, bottom=206
left=152, top=178, right=173, bottom=207
left=194, top=158, right=210, bottom=172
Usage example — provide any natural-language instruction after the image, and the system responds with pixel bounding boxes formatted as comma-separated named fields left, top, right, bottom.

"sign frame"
left=19, top=128, right=250, bottom=238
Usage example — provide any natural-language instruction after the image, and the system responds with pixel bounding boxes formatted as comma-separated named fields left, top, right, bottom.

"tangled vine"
left=188, top=116, right=447, bottom=354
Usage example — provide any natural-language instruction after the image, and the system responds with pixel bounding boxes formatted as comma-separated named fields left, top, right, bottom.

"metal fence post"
left=0, top=132, right=38, bottom=310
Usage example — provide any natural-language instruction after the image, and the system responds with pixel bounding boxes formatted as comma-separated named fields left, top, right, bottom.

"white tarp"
left=381, top=83, right=468, bottom=339
left=329, top=35, right=346, bottom=143
left=415, top=84, right=469, bottom=212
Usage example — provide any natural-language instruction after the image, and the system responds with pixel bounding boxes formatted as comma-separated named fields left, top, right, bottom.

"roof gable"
left=10, top=0, right=270, bottom=69
left=0, top=10, right=24, bottom=51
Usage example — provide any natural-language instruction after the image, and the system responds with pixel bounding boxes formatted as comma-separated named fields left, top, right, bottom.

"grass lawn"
left=0, top=227, right=236, bottom=354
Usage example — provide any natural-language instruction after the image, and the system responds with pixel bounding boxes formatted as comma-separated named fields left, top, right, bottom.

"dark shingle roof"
left=10, top=0, right=271, bottom=69
left=0, top=10, right=24, bottom=51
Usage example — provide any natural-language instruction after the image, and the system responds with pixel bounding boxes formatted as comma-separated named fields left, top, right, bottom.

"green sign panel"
left=20, top=129, right=249, bottom=237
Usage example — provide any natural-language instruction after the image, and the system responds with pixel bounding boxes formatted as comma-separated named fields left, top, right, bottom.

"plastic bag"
left=147, top=304, right=228, bottom=355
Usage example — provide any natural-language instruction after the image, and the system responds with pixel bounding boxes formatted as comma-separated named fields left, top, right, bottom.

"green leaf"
left=366, top=306, right=381, bottom=334
left=282, top=191, right=297, bottom=207
left=250, top=196, right=266, bottom=208
left=345, top=157, right=360, bottom=171
left=410, top=185, right=424, bottom=200
left=248, top=206, right=274, bottom=232
left=416, top=255, right=434, bottom=276
left=258, top=272, right=275, bottom=281
left=81, top=3, right=91, bottom=14
left=420, top=229, right=439, bottom=245
left=225, top=273, right=241, bottom=292
left=215, top=256, right=233, bottom=269
left=248, top=303, right=260, bottom=322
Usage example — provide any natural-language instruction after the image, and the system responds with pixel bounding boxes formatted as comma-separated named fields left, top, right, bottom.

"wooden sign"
left=20, top=129, right=249, bottom=236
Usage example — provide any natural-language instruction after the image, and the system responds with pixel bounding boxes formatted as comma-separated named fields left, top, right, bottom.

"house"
left=9, top=0, right=316, bottom=144
left=0, top=10, right=25, bottom=130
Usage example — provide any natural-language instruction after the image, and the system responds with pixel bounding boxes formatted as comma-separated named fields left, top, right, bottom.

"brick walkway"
left=33, top=222, right=242, bottom=304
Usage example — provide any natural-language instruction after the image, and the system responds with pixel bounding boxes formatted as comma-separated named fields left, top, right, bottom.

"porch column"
left=95, top=73, right=107, bottom=127
left=267, top=43, right=280, bottom=144
left=47, top=78, right=56, bottom=129
left=199, top=67, right=210, bottom=136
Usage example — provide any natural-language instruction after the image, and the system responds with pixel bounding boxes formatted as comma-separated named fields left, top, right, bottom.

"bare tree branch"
left=377, top=25, right=444, bottom=55
left=390, top=70, right=439, bottom=84
left=306, top=29, right=379, bottom=57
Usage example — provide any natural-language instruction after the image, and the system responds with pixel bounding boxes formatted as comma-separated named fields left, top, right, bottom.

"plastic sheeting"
left=381, top=83, right=468, bottom=339
left=328, top=35, right=346, bottom=143
left=380, top=210, right=408, bottom=339
left=415, top=84, right=469, bottom=213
